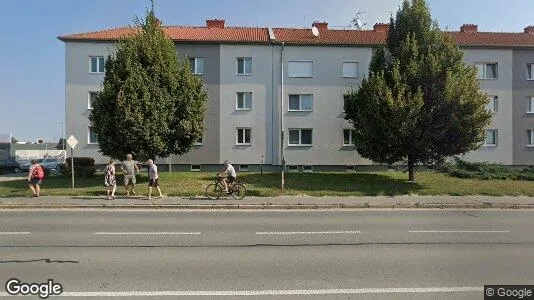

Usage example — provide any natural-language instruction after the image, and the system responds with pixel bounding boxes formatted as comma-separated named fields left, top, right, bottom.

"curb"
left=1, top=203, right=534, bottom=209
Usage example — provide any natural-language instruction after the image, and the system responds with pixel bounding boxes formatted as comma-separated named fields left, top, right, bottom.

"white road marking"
left=93, top=232, right=200, bottom=235
left=0, top=232, right=30, bottom=235
left=409, top=230, right=510, bottom=233
left=0, top=287, right=482, bottom=297
left=256, top=231, right=361, bottom=235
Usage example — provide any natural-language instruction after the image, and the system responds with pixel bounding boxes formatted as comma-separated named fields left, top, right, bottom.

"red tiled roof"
left=58, top=25, right=534, bottom=48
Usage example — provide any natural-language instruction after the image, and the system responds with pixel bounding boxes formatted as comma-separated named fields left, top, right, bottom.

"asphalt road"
left=1, top=209, right=533, bottom=299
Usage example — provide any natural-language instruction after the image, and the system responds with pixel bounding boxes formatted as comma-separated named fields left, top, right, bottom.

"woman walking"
left=104, top=159, right=117, bottom=200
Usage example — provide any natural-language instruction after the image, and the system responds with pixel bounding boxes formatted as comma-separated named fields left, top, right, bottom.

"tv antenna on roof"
left=351, top=10, right=366, bottom=30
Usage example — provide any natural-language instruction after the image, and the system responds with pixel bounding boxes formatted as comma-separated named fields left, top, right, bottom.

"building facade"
left=59, top=21, right=534, bottom=170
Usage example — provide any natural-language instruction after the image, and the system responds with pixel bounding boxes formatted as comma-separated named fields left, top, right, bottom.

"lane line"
left=409, top=230, right=510, bottom=233
left=0, top=287, right=482, bottom=297
left=256, top=231, right=361, bottom=235
left=0, top=232, right=30, bottom=235
left=93, top=232, right=201, bottom=235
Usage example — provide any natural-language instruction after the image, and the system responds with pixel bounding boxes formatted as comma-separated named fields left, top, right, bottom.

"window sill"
left=288, top=144, right=312, bottom=147
left=193, top=143, right=203, bottom=146
left=236, top=74, right=252, bottom=76
left=526, top=145, right=534, bottom=148
left=288, top=110, right=313, bottom=112
left=88, top=142, right=98, bottom=145
left=478, top=78, right=498, bottom=80
left=526, top=112, right=534, bottom=114
left=342, top=144, right=355, bottom=147
left=526, top=78, right=534, bottom=81
left=288, top=76, right=314, bottom=78
left=483, top=144, right=497, bottom=147
left=342, top=76, right=358, bottom=79
left=236, top=143, right=251, bottom=146
left=236, top=108, right=252, bottom=111
left=89, top=72, right=104, bottom=75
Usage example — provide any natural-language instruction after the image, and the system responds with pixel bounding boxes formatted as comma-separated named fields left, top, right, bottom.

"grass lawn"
left=1, top=171, right=534, bottom=197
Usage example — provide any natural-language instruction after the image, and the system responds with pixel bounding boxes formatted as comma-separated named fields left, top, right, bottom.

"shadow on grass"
left=237, top=172, right=423, bottom=196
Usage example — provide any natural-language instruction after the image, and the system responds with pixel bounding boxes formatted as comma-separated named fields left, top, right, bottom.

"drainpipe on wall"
left=280, top=42, right=285, bottom=193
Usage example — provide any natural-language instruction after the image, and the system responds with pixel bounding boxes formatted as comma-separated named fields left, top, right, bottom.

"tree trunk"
left=408, top=155, right=416, bottom=182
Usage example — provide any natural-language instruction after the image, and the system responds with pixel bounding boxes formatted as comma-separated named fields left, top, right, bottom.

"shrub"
left=61, top=157, right=96, bottom=178
left=439, top=157, right=534, bottom=181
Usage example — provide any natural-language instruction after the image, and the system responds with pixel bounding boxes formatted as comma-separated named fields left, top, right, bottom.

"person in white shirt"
left=219, top=160, right=236, bottom=193
left=146, top=159, right=162, bottom=200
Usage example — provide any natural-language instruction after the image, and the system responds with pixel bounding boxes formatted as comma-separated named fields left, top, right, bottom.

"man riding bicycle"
left=219, top=160, right=236, bottom=193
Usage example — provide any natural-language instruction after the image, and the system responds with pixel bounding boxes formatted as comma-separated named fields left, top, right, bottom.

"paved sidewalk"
left=1, top=195, right=534, bottom=209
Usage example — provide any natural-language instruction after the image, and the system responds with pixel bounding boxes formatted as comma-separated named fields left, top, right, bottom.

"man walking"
left=28, top=159, right=44, bottom=197
left=121, top=154, right=139, bottom=197
left=146, top=159, right=162, bottom=200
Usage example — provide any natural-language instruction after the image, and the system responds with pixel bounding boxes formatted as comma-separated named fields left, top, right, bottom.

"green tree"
left=55, top=138, right=65, bottom=150
left=89, top=9, right=207, bottom=161
left=344, top=0, right=492, bottom=182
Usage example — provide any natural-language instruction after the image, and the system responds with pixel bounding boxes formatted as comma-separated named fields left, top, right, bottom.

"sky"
left=0, top=0, right=533, bottom=142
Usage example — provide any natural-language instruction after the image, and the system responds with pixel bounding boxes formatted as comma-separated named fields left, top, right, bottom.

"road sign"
left=66, top=135, right=78, bottom=149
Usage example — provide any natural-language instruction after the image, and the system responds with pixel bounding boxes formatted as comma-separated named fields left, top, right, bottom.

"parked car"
left=0, top=158, right=21, bottom=173
left=20, top=158, right=62, bottom=172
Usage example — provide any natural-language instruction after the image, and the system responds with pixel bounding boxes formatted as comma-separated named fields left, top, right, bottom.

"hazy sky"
left=1, top=0, right=533, bottom=141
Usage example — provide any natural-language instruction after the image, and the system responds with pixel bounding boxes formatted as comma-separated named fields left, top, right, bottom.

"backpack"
left=33, top=165, right=44, bottom=179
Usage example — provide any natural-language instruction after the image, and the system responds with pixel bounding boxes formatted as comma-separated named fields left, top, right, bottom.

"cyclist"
left=219, top=160, right=236, bottom=193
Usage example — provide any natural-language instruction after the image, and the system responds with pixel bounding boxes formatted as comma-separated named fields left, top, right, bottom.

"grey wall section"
left=513, top=49, right=534, bottom=165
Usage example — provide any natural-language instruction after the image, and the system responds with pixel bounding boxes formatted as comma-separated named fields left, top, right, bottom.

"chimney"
left=460, top=24, right=478, bottom=33
left=373, top=23, right=389, bottom=33
left=206, top=19, right=225, bottom=29
left=312, top=21, right=328, bottom=31
left=524, top=26, right=534, bottom=34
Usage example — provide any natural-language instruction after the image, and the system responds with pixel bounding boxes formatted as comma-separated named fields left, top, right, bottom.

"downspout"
left=280, top=42, right=285, bottom=192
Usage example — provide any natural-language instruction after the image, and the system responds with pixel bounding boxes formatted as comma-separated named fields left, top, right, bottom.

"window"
left=236, top=92, right=252, bottom=110
left=189, top=57, right=204, bottom=74
left=88, top=92, right=98, bottom=109
left=239, top=165, right=249, bottom=172
left=194, top=136, right=203, bottom=146
left=190, top=164, right=201, bottom=172
left=303, top=165, right=313, bottom=172
left=288, top=94, right=313, bottom=111
left=527, top=97, right=534, bottom=113
left=342, top=62, right=358, bottom=78
left=90, top=56, right=105, bottom=73
left=475, top=63, right=497, bottom=79
left=288, top=61, right=313, bottom=78
left=237, top=57, right=252, bottom=75
left=343, top=129, right=357, bottom=146
left=346, top=165, right=356, bottom=172
left=343, top=94, right=349, bottom=112
left=236, top=128, right=251, bottom=145
left=486, top=96, right=498, bottom=113
left=527, top=64, right=534, bottom=80
left=484, top=129, right=497, bottom=146
left=288, top=129, right=312, bottom=146
left=88, top=127, right=97, bottom=144
left=286, top=165, right=298, bottom=172
left=528, top=130, right=534, bottom=147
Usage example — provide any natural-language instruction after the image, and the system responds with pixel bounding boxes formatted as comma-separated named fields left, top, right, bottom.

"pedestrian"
left=104, top=159, right=117, bottom=200
left=146, top=159, right=162, bottom=200
left=120, top=154, right=139, bottom=197
left=28, top=159, right=44, bottom=197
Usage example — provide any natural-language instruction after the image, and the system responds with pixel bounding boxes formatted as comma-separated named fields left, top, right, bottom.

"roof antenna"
left=351, top=10, right=366, bottom=30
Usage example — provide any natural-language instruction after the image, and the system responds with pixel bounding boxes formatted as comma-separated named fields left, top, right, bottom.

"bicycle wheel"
left=205, top=183, right=223, bottom=199
left=230, top=183, right=247, bottom=200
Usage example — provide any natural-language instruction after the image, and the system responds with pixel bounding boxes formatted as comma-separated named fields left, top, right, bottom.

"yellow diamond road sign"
left=67, top=135, right=78, bottom=149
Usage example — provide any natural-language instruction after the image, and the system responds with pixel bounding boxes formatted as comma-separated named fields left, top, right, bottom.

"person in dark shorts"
left=147, top=159, right=162, bottom=200
left=219, top=160, right=236, bottom=193
left=28, top=159, right=44, bottom=197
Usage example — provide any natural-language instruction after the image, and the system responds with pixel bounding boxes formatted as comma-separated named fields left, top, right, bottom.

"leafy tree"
left=89, top=9, right=207, bottom=161
left=344, top=0, right=492, bottom=182
left=55, top=138, right=65, bottom=150
left=10, top=137, right=17, bottom=144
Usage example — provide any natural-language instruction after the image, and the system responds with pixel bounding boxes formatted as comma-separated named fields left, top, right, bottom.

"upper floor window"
left=343, top=94, right=350, bottom=112
left=236, top=92, right=252, bottom=110
left=342, top=62, right=359, bottom=78
left=484, top=129, right=497, bottom=146
left=88, top=92, right=98, bottom=109
left=236, top=128, right=251, bottom=145
left=288, top=129, right=312, bottom=146
left=527, top=97, right=534, bottom=114
left=527, top=63, right=534, bottom=80
left=475, top=63, right=497, bottom=80
left=88, top=127, right=97, bottom=144
left=288, top=61, right=313, bottom=78
left=189, top=57, right=204, bottom=75
left=528, top=130, right=534, bottom=147
left=486, top=96, right=498, bottom=113
left=194, top=136, right=203, bottom=146
left=288, top=94, right=313, bottom=111
left=90, top=56, right=105, bottom=73
left=237, top=57, right=252, bottom=75
left=343, top=129, right=357, bottom=146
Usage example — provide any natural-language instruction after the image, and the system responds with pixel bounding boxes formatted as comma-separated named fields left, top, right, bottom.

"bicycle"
left=205, top=175, right=247, bottom=200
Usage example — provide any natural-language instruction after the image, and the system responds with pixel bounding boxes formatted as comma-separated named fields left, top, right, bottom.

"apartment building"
left=58, top=20, right=534, bottom=170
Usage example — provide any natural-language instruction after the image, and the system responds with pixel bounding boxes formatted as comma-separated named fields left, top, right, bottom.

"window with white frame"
left=288, top=94, right=313, bottom=111
left=343, top=129, right=357, bottom=146
left=88, top=127, right=97, bottom=144
left=527, top=97, right=534, bottom=113
left=236, top=92, right=252, bottom=110
left=527, top=63, right=534, bottom=80
left=237, top=57, right=252, bottom=75
left=88, top=92, right=98, bottom=109
left=528, top=130, right=534, bottom=147
left=288, top=129, right=312, bottom=146
left=90, top=56, right=105, bottom=73
left=475, top=63, right=497, bottom=79
left=190, top=164, right=201, bottom=171
left=194, top=135, right=203, bottom=146
left=288, top=61, right=313, bottom=78
left=486, top=96, right=498, bottom=113
left=189, top=57, right=204, bottom=74
left=342, top=62, right=359, bottom=78
left=484, top=129, right=497, bottom=146
left=236, top=128, right=251, bottom=145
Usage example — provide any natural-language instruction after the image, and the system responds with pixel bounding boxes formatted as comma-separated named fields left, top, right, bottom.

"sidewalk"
left=1, top=195, right=534, bottom=209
